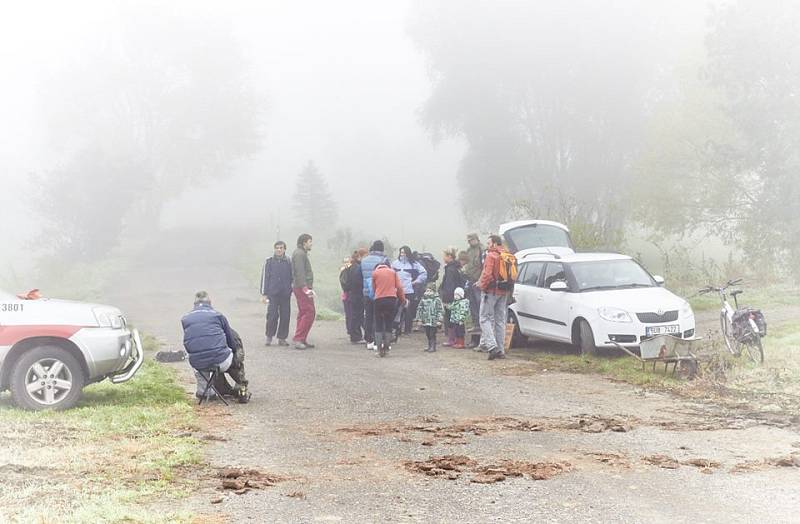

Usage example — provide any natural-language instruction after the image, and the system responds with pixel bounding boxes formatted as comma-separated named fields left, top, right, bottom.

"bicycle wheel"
left=720, top=313, right=738, bottom=356
left=745, top=335, right=764, bottom=364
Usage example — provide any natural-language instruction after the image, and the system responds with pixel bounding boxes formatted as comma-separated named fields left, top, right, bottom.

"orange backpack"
left=496, top=251, right=518, bottom=291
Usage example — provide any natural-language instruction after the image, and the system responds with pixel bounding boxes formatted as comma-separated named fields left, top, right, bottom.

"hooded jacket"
left=181, top=303, right=235, bottom=370
left=416, top=288, right=444, bottom=327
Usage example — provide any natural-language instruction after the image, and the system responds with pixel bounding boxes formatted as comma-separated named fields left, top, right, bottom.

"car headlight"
left=680, top=302, right=693, bottom=319
left=93, top=308, right=122, bottom=328
left=598, top=307, right=632, bottom=323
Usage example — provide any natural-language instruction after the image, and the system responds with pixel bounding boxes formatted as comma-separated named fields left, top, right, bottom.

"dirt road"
left=104, top=242, right=800, bottom=523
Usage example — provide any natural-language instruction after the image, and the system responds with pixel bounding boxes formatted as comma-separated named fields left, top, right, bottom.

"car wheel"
left=578, top=320, right=597, bottom=356
left=9, top=345, right=85, bottom=411
left=509, top=312, right=527, bottom=349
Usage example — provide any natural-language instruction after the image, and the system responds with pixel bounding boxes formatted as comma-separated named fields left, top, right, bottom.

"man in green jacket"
left=463, top=233, right=484, bottom=349
left=292, top=233, right=316, bottom=349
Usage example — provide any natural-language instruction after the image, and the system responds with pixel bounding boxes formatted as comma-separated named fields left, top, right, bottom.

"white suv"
left=508, top=253, right=695, bottom=354
left=0, top=289, right=143, bottom=410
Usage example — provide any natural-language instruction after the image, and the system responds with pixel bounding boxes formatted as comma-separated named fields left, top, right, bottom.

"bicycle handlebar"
left=699, top=278, right=743, bottom=295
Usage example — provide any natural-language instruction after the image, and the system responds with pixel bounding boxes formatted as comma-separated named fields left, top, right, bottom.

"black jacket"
left=440, top=261, right=466, bottom=303
left=261, top=256, right=293, bottom=298
left=342, top=263, right=364, bottom=296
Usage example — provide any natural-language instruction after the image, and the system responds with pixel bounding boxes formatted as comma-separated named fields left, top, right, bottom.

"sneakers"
left=487, top=348, right=500, bottom=360
left=277, top=339, right=289, bottom=346
left=366, top=342, right=376, bottom=351
left=304, top=341, right=316, bottom=348
left=294, top=342, right=309, bottom=350
left=453, top=337, right=466, bottom=349
left=265, top=337, right=273, bottom=346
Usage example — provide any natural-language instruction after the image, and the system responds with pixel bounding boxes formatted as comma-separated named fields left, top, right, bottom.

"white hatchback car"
left=0, top=289, right=143, bottom=410
left=508, top=253, right=695, bottom=354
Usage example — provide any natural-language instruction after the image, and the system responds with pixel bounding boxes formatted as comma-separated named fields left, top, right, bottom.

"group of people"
left=179, top=231, right=514, bottom=403
left=338, top=233, right=513, bottom=360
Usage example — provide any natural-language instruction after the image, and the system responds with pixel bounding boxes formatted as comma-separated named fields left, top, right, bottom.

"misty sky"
left=0, top=0, right=465, bottom=268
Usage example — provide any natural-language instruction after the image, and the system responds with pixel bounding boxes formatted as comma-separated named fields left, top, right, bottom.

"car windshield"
left=571, top=260, right=655, bottom=291
left=505, top=225, right=571, bottom=251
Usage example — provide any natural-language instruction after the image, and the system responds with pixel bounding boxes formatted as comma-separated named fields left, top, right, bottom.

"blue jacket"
left=361, top=251, right=389, bottom=299
left=391, top=257, right=427, bottom=295
left=261, top=255, right=293, bottom=298
left=181, top=304, right=235, bottom=370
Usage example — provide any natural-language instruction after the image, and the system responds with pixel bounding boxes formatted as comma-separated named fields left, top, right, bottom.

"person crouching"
left=370, top=262, right=406, bottom=357
left=416, top=286, right=444, bottom=352
left=181, top=291, right=250, bottom=403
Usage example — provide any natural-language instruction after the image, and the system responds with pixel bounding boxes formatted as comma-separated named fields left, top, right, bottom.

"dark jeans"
left=453, top=324, right=465, bottom=338
left=374, top=297, right=398, bottom=341
left=424, top=325, right=437, bottom=345
left=364, top=298, right=375, bottom=343
left=401, top=292, right=417, bottom=334
left=346, top=294, right=364, bottom=342
left=266, top=294, right=291, bottom=340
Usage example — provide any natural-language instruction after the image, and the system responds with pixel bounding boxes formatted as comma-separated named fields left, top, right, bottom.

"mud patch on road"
left=218, top=467, right=288, bottom=494
left=337, top=414, right=637, bottom=446
left=404, top=454, right=571, bottom=483
left=730, top=453, right=800, bottom=473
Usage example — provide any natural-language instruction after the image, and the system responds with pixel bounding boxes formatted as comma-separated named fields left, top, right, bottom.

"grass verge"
left=0, top=353, right=204, bottom=523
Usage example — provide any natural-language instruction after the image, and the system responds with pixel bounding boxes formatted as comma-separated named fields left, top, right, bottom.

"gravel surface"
left=104, top=249, right=800, bottom=523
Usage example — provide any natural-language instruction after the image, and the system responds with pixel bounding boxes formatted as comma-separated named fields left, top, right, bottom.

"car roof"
left=498, top=220, right=570, bottom=234
left=518, top=252, right=632, bottom=264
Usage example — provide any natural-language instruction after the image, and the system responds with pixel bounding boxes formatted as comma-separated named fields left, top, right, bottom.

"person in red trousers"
left=291, top=233, right=316, bottom=349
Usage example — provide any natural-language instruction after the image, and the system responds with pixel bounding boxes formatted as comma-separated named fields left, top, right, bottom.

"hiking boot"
left=277, top=339, right=289, bottom=346
left=487, top=348, right=500, bottom=360
left=496, top=352, right=506, bottom=359
left=236, top=389, right=252, bottom=404
left=265, top=337, right=273, bottom=346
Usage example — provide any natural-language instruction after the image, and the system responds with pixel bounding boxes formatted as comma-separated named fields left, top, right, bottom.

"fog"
left=2, top=0, right=799, bottom=288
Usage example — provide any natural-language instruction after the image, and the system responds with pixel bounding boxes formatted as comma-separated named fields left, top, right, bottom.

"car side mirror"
left=549, top=281, right=568, bottom=291
left=653, top=275, right=665, bottom=286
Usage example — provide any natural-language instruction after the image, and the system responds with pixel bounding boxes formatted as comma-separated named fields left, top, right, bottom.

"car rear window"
left=505, top=225, right=572, bottom=252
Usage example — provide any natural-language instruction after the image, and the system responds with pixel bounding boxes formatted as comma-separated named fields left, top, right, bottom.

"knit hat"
left=467, top=232, right=479, bottom=242
left=454, top=287, right=465, bottom=300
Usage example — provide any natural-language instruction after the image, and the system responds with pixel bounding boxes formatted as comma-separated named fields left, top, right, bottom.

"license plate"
left=646, top=324, right=680, bottom=337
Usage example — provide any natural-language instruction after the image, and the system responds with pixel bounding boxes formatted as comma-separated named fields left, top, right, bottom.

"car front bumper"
left=71, top=327, right=144, bottom=382
left=593, top=316, right=696, bottom=348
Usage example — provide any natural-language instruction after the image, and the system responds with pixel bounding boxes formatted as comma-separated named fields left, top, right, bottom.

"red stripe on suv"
left=0, top=325, right=83, bottom=346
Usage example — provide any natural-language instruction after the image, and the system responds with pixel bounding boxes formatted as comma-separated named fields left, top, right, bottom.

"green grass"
left=0, top=358, right=203, bottom=523
left=686, top=285, right=800, bottom=312
left=512, top=349, right=681, bottom=387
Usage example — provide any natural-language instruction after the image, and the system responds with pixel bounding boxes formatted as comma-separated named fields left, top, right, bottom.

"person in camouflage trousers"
left=211, top=328, right=249, bottom=402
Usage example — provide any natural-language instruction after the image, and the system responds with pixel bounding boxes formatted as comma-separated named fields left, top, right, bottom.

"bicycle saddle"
left=730, top=289, right=744, bottom=297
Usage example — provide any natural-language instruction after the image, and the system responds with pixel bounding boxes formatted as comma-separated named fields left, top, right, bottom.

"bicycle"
left=698, top=279, right=765, bottom=364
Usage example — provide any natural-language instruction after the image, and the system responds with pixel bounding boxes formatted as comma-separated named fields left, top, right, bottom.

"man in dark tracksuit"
left=261, top=240, right=293, bottom=346
left=181, top=291, right=250, bottom=403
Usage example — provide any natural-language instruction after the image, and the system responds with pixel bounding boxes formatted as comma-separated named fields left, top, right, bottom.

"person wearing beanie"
left=360, top=240, right=390, bottom=350
left=449, top=286, right=470, bottom=349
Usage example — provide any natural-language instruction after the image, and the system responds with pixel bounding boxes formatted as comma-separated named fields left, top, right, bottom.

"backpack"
left=496, top=251, right=518, bottom=291
left=414, top=252, right=441, bottom=283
